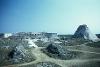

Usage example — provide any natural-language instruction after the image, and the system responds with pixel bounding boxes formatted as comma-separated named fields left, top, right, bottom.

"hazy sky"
left=0, top=0, right=100, bottom=34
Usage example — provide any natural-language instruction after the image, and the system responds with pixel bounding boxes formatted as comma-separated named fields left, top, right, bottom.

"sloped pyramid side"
left=73, top=24, right=99, bottom=41
left=86, top=28, right=99, bottom=41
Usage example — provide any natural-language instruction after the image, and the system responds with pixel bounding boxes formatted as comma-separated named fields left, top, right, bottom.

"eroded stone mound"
left=8, top=45, right=36, bottom=64
left=43, top=43, right=82, bottom=60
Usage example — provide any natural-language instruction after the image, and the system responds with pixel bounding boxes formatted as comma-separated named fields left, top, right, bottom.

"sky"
left=0, top=0, right=100, bottom=34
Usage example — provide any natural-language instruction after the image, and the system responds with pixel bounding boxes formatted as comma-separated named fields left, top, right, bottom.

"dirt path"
left=30, top=47, right=100, bottom=67
left=68, top=49, right=100, bottom=54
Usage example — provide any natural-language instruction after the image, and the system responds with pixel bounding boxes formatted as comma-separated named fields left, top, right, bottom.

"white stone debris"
left=25, top=38, right=38, bottom=48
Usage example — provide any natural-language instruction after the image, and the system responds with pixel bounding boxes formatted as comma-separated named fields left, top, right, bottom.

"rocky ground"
left=0, top=38, right=100, bottom=67
left=2, top=43, right=100, bottom=67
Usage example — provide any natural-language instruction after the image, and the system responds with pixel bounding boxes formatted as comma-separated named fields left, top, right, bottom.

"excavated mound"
left=42, top=43, right=82, bottom=60
left=8, top=45, right=36, bottom=64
